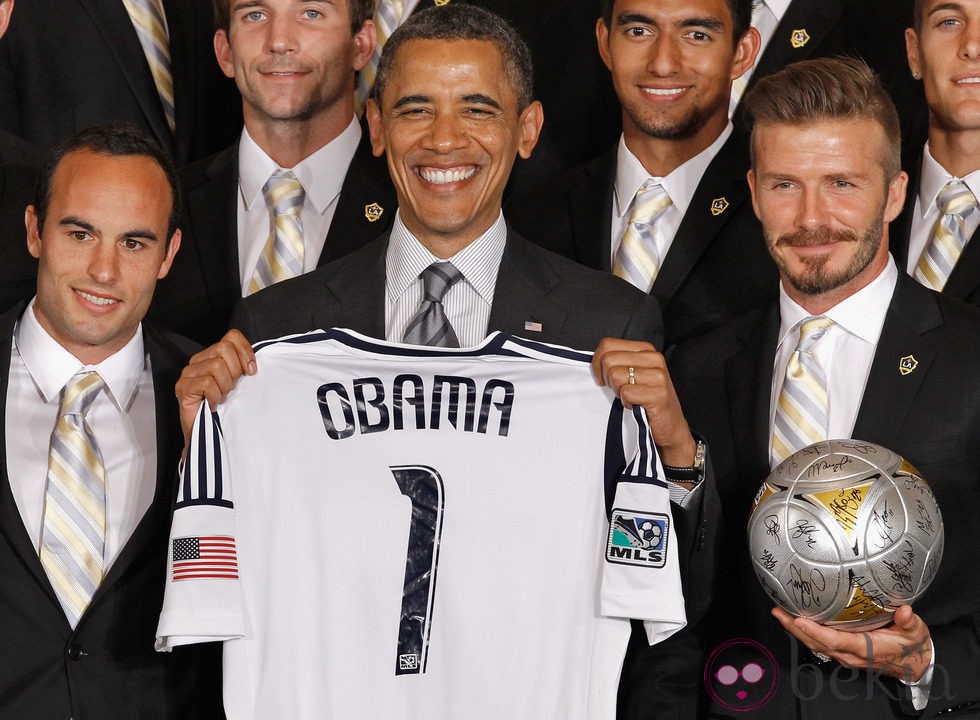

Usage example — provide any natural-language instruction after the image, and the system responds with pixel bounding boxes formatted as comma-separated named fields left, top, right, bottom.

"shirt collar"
left=614, top=122, right=733, bottom=219
left=14, top=298, right=147, bottom=410
left=918, top=141, right=980, bottom=218
left=777, top=255, right=898, bottom=349
left=385, top=211, right=507, bottom=305
left=238, top=118, right=362, bottom=214
left=759, top=0, right=791, bottom=22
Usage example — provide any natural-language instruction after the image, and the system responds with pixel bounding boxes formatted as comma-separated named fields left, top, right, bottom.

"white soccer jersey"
left=157, top=330, right=685, bottom=720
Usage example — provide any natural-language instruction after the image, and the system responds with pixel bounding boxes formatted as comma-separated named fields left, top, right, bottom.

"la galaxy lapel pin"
left=791, top=28, right=810, bottom=48
left=364, top=202, right=384, bottom=223
left=899, top=355, right=918, bottom=376
left=434, top=0, right=450, bottom=5
left=524, top=321, right=543, bottom=333
left=710, top=197, right=729, bottom=216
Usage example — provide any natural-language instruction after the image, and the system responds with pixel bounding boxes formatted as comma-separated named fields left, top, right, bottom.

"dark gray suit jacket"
left=506, top=130, right=777, bottom=349
left=148, top=131, right=397, bottom=345
left=0, top=156, right=39, bottom=315
left=670, top=272, right=980, bottom=719
left=0, top=303, right=223, bottom=719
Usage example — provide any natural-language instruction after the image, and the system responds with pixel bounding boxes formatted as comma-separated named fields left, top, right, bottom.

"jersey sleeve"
left=600, top=405, right=687, bottom=646
left=155, top=404, right=245, bottom=651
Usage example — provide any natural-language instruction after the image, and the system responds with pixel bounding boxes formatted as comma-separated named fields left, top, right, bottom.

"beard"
left=770, top=218, right=884, bottom=296
left=627, top=103, right=705, bottom=140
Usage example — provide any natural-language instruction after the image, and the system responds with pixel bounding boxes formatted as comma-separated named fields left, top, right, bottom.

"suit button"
left=67, top=643, right=84, bottom=661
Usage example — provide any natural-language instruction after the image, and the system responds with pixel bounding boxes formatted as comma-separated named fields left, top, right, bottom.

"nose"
left=962, top=20, right=980, bottom=60
left=647, top=34, right=681, bottom=76
left=796, top=186, right=831, bottom=230
left=265, top=14, right=296, bottom=54
left=87, top=240, right=119, bottom=285
left=425, top=110, right=469, bottom=154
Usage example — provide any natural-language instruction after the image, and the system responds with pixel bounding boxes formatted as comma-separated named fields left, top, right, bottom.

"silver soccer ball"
left=747, top=439, right=944, bottom=630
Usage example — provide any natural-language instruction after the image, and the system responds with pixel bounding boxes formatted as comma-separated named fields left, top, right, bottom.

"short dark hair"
left=599, top=0, right=753, bottom=42
left=744, top=57, right=902, bottom=181
left=373, top=4, right=534, bottom=110
left=913, top=0, right=923, bottom=31
left=212, top=0, right=375, bottom=36
left=34, top=124, right=181, bottom=242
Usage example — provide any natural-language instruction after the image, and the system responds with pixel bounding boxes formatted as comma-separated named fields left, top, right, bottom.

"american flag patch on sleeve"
left=172, top=536, right=239, bottom=581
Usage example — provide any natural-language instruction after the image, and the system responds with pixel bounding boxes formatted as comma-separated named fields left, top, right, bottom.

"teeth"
left=77, top=290, right=117, bottom=306
left=419, top=167, right=476, bottom=184
left=958, top=77, right=980, bottom=84
left=643, top=87, right=685, bottom=96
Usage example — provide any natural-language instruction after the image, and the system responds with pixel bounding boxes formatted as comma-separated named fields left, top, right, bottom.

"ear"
left=905, top=27, right=921, bottom=80
left=746, top=168, right=761, bottom=220
left=731, top=27, right=761, bottom=82
left=516, top=100, right=544, bottom=160
left=0, top=0, right=14, bottom=39
left=25, top=204, right=41, bottom=260
left=351, top=19, right=377, bottom=72
left=883, top=171, right=909, bottom=224
left=366, top=98, right=385, bottom=158
left=596, top=17, right=613, bottom=72
left=157, top=229, right=182, bottom=280
left=214, top=29, right=235, bottom=80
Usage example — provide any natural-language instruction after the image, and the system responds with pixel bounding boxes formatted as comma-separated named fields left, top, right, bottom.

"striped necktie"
left=402, top=262, right=463, bottom=347
left=122, top=0, right=175, bottom=134
left=915, top=180, right=977, bottom=291
left=39, top=371, right=107, bottom=627
left=613, top=181, right=672, bottom=293
left=771, top=316, right=834, bottom=467
left=356, top=0, right=405, bottom=112
left=248, top=170, right=306, bottom=295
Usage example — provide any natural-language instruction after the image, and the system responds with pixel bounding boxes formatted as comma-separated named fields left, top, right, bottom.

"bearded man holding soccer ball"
left=669, top=56, right=980, bottom=718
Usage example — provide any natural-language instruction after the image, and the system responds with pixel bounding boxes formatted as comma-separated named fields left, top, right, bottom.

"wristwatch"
left=663, top=437, right=706, bottom=485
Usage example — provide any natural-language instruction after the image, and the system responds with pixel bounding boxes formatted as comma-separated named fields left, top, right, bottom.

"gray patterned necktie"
left=402, top=262, right=463, bottom=347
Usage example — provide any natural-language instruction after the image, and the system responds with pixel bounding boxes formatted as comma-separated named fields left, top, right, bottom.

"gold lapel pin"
left=434, top=0, right=450, bottom=5
left=899, top=355, right=918, bottom=376
left=364, top=202, right=384, bottom=223
left=791, top=28, right=810, bottom=49
left=710, top=197, right=729, bottom=216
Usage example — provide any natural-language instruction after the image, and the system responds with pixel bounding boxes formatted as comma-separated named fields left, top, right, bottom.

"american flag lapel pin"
left=524, top=321, right=543, bottom=333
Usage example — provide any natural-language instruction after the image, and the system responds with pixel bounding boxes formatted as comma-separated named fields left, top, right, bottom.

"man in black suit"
left=508, top=0, right=777, bottom=349
left=148, top=0, right=397, bottom=345
left=177, top=8, right=715, bottom=716
left=670, top=57, right=980, bottom=718
left=0, top=0, right=240, bottom=166
left=891, top=0, right=980, bottom=308
left=0, top=125, right=221, bottom=717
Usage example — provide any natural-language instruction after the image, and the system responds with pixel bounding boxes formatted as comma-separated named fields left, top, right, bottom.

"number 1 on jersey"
left=391, top=465, right=445, bottom=675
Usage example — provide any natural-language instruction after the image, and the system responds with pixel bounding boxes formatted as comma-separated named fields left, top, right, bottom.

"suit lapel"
left=77, top=0, right=174, bottom=157
left=852, top=276, right=942, bottom=447
left=653, top=131, right=752, bottom=306
left=488, top=231, right=568, bottom=341
left=752, top=0, right=844, bottom=82
left=319, top=238, right=388, bottom=338
left=942, top=224, right=980, bottom=301
left=190, top=146, right=242, bottom=309
left=567, top=150, right=616, bottom=271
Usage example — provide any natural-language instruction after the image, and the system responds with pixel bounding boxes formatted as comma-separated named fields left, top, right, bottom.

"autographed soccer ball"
left=747, top=440, right=944, bottom=630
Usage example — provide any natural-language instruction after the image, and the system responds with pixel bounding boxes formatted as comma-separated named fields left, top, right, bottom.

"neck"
left=245, top=110, right=352, bottom=169
left=927, top=122, right=980, bottom=179
left=623, top=113, right=727, bottom=177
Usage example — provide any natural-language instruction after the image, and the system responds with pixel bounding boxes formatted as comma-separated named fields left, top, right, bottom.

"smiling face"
left=25, top=150, right=180, bottom=365
left=597, top=0, right=758, bottom=162
left=907, top=0, right=980, bottom=137
left=748, top=118, right=907, bottom=313
left=366, top=38, right=542, bottom=257
left=215, top=0, right=374, bottom=138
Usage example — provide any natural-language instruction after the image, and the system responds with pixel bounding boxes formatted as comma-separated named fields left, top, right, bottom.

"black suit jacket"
left=736, top=0, right=926, bottom=159
left=0, top=0, right=241, bottom=165
left=890, top=150, right=980, bottom=309
left=0, top=303, right=222, bottom=719
left=147, top=132, right=397, bottom=345
left=0, top=158, right=39, bottom=314
left=506, top=130, right=778, bottom=349
left=669, top=273, right=980, bottom=719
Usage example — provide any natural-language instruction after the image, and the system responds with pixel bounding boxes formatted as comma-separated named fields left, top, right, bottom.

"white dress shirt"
left=385, top=211, right=506, bottom=347
left=6, top=301, right=158, bottom=571
left=610, top=123, right=734, bottom=268
left=236, top=118, right=362, bottom=291
left=906, top=142, right=980, bottom=276
left=729, top=0, right=790, bottom=114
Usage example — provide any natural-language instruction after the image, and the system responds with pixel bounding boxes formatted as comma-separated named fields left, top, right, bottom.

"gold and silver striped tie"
left=122, top=0, right=175, bottom=134
left=356, top=0, right=405, bottom=112
left=248, top=170, right=306, bottom=294
left=613, top=181, right=672, bottom=293
left=39, top=371, right=107, bottom=627
left=771, top=316, right=833, bottom=467
left=915, top=180, right=977, bottom=291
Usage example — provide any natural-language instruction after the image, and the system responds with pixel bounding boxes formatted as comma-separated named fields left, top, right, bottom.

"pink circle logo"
left=704, top=638, right=779, bottom=712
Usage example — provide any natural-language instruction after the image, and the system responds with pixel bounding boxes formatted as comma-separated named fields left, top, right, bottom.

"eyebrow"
left=391, top=93, right=502, bottom=110
left=59, top=216, right=160, bottom=243
left=927, top=1, right=965, bottom=17
left=615, top=12, right=725, bottom=32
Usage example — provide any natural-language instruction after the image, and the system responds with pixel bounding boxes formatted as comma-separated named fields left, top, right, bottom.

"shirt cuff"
left=898, top=637, right=935, bottom=711
left=667, top=480, right=702, bottom=508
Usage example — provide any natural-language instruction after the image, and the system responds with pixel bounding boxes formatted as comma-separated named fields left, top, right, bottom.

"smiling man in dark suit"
left=148, top=0, right=398, bottom=345
left=508, top=0, right=778, bottom=350
left=0, top=125, right=221, bottom=718
left=670, top=57, right=980, bottom=718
